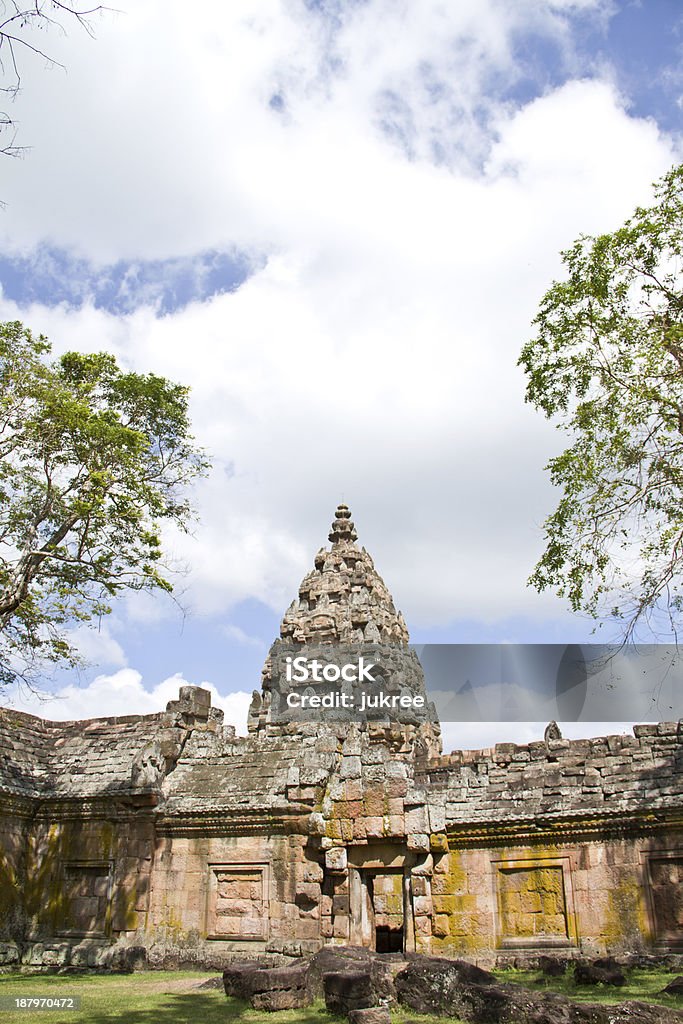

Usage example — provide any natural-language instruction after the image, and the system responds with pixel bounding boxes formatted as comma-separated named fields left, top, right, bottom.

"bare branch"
left=0, top=1, right=107, bottom=160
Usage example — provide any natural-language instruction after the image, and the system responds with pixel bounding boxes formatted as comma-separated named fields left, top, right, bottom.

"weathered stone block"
left=344, top=779, right=363, bottom=800
left=433, top=913, right=450, bottom=937
left=342, top=735, right=362, bottom=757
left=365, top=816, right=384, bottom=838
left=428, top=804, right=446, bottom=833
left=326, top=846, right=348, bottom=872
left=252, top=989, right=308, bottom=1011
left=363, top=791, right=386, bottom=816
left=296, top=881, right=321, bottom=902
left=0, top=943, right=20, bottom=965
left=222, top=962, right=260, bottom=997
left=411, top=854, right=434, bottom=875
left=406, top=807, right=428, bottom=833
left=303, top=861, right=324, bottom=883
left=309, top=812, right=326, bottom=835
left=348, top=1009, right=391, bottom=1024
left=352, top=817, right=367, bottom=839
left=413, top=895, right=432, bottom=916
left=300, top=765, right=330, bottom=786
left=224, top=961, right=311, bottom=1011
left=340, top=818, right=354, bottom=841
left=574, top=961, right=625, bottom=987
left=414, top=915, right=432, bottom=936
left=412, top=876, right=430, bottom=896
left=323, top=970, right=376, bottom=1014
left=432, top=851, right=448, bottom=876
left=341, top=756, right=362, bottom=779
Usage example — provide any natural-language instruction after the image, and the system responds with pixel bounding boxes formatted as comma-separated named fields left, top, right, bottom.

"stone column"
left=403, top=870, right=416, bottom=952
left=326, top=846, right=350, bottom=944
left=411, top=854, right=434, bottom=954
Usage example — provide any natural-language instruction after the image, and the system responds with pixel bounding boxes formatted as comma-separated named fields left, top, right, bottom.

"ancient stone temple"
left=1, top=504, right=683, bottom=969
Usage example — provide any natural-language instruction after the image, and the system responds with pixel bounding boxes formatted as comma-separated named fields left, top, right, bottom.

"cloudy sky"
left=1, top=0, right=681, bottom=748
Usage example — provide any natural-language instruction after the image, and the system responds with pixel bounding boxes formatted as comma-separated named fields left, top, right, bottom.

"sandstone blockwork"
left=1, top=505, right=683, bottom=968
left=495, top=861, right=573, bottom=946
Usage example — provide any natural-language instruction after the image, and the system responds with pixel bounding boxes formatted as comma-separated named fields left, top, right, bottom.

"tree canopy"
left=0, top=321, right=208, bottom=687
left=519, top=163, right=683, bottom=638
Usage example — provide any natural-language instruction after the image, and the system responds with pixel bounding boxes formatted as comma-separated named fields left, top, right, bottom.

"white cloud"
left=0, top=1, right=680, bottom=645
left=222, top=625, right=267, bottom=648
left=0, top=0, right=615, bottom=260
left=2, top=668, right=252, bottom=734
left=66, top=623, right=127, bottom=669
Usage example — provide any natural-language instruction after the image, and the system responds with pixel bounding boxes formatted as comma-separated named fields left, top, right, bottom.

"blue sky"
left=0, top=0, right=681, bottom=747
left=0, top=247, right=254, bottom=315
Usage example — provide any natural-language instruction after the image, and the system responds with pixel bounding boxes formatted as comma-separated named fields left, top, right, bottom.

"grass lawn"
left=0, top=970, right=443, bottom=1024
left=0, top=967, right=681, bottom=1024
left=493, top=967, right=683, bottom=1009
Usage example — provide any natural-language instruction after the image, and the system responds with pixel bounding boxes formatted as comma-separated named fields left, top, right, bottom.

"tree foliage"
left=519, top=163, right=683, bottom=638
left=0, top=321, right=209, bottom=686
left=1, top=2, right=103, bottom=157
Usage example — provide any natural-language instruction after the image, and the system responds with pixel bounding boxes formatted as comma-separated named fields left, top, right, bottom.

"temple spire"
left=276, top=502, right=409, bottom=645
left=328, top=503, right=358, bottom=546
left=250, top=501, right=440, bottom=752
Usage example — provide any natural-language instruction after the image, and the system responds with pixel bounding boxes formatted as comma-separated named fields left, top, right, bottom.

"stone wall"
left=2, top=687, right=683, bottom=967
left=419, top=723, right=683, bottom=833
left=0, top=807, right=28, bottom=943
left=146, top=833, right=323, bottom=959
left=425, top=834, right=683, bottom=960
left=21, top=817, right=156, bottom=944
left=413, top=723, right=683, bottom=959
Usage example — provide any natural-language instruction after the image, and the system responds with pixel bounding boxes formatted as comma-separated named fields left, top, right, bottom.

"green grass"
left=216, top=1002, right=449, bottom=1024
left=0, top=971, right=445, bottom=1024
left=493, top=967, right=683, bottom=1009
left=0, top=971, right=221, bottom=1024
left=0, top=967, right=680, bottom=1024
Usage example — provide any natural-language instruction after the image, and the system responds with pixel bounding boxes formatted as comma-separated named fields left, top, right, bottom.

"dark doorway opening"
left=375, top=924, right=404, bottom=953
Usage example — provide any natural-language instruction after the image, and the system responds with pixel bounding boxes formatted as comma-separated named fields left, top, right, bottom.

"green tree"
left=519, top=163, right=683, bottom=638
left=0, top=321, right=208, bottom=686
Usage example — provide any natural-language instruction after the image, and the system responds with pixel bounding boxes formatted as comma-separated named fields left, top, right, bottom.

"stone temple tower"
left=248, top=504, right=440, bottom=754
left=279, top=502, right=410, bottom=645
left=2, top=503, right=683, bottom=965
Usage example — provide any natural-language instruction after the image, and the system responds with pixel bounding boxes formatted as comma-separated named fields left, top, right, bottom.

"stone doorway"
left=348, top=846, right=414, bottom=953
left=372, top=871, right=404, bottom=952
left=350, top=868, right=405, bottom=952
